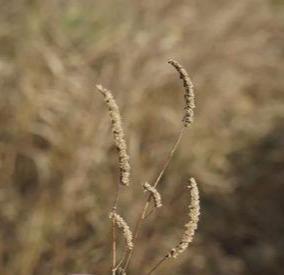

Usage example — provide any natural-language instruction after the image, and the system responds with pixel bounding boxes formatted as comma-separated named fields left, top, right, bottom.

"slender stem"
left=123, top=126, right=185, bottom=271
left=115, top=249, right=127, bottom=270
left=153, top=126, right=185, bottom=188
left=111, top=182, right=121, bottom=274
left=113, top=182, right=121, bottom=209
left=144, top=207, right=155, bottom=219
left=123, top=200, right=149, bottom=270
left=111, top=218, right=116, bottom=275
left=146, top=256, right=168, bottom=275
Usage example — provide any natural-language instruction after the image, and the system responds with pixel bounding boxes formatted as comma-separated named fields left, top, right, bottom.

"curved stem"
left=146, top=256, right=168, bottom=275
left=123, top=126, right=185, bottom=271
left=112, top=218, right=117, bottom=275
left=115, top=249, right=127, bottom=270
left=153, top=126, right=185, bottom=188
left=111, top=183, right=121, bottom=274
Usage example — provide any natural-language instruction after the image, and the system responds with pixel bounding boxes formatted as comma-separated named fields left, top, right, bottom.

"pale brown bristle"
left=143, top=182, right=162, bottom=208
left=167, top=177, right=200, bottom=258
left=96, top=84, right=130, bottom=186
left=168, top=58, right=195, bottom=127
left=109, top=211, right=134, bottom=251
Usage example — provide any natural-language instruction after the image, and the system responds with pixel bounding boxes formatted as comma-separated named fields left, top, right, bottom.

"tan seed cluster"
left=168, top=58, right=195, bottom=127
left=109, top=211, right=134, bottom=251
left=143, top=182, right=162, bottom=208
left=167, top=177, right=200, bottom=258
left=96, top=84, right=130, bottom=186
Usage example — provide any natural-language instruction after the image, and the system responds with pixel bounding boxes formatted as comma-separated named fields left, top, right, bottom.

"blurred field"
left=0, top=0, right=284, bottom=274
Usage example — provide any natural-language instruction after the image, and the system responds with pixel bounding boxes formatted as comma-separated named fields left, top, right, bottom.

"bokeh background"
left=0, top=0, right=284, bottom=274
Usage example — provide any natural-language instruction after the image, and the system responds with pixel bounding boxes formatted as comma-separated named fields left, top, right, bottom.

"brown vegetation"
left=0, top=0, right=284, bottom=274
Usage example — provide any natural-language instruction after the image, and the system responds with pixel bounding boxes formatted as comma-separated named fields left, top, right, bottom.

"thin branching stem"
left=115, top=249, right=127, bottom=270
left=153, top=126, right=185, bottom=188
left=97, top=84, right=131, bottom=274
left=111, top=183, right=121, bottom=274
left=147, top=178, right=200, bottom=274
left=146, top=256, right=168, bottom=275
left=111, top=212, right=117, bottom=273
left=123, top=126, right=185, bottom=271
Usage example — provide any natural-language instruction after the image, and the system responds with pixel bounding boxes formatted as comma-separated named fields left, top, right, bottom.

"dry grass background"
left=0, top=0, right=284, bottom=274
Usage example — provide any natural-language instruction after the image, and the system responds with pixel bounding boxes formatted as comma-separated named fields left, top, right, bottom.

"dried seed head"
left=167, top=177, right=200, bottom=258
left=168, top=58, right=195, bottom=127
left=96, top=84, right=130, bottom=186
left=109, top=211, right=134, bottom=251
left=143, top=182, right=162, bottom=208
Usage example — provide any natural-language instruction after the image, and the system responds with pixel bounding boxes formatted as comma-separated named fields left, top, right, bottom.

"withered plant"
left=95, top=59, right=200, bottom=275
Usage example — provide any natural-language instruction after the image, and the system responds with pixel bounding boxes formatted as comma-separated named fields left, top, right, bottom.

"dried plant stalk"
left=96, top=84, right=130, bottom=186
left=109, top=211, right=134, bottom=251
left=168, top=58, right=195, bottom=127
left=167, top=177, right=200, bottom=258
left=147, top=178, right=200, bottom=275
left=125, top=59, right=195, bottom=270
left=143, top=182, right=162, bottom=208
